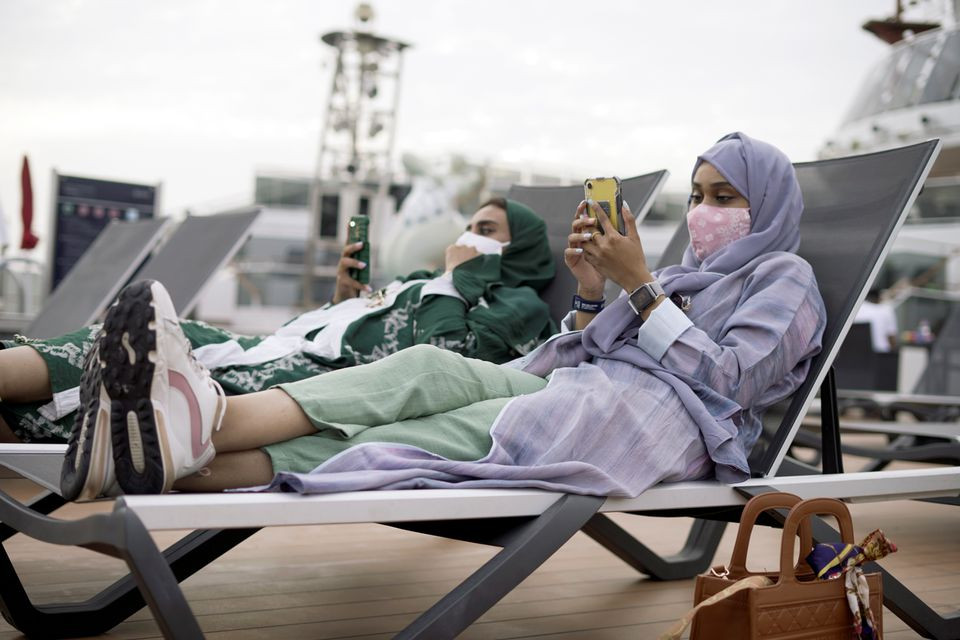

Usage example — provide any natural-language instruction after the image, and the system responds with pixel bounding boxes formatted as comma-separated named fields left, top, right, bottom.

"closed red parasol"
left=20, top=155, right=39, bottom=250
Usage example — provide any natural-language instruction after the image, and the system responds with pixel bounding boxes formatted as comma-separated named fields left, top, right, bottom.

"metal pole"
left=302, top=44, right=344, bottom=310
left=383, top=46, right=406, bottom=189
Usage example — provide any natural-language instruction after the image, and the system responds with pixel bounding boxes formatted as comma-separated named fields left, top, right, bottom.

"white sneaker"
left=60, top=334, right=121, bottom=501
left=100, top=280, right=225, bottom=494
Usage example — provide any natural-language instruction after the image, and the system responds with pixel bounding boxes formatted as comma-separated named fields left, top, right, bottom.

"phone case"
left=583, top=177, right=625, bottom=235
left=347, top=216, right=370, bottom=285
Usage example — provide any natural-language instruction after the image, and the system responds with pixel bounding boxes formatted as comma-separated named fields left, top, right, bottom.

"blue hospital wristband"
left=572, top=295, right=605, bottom=313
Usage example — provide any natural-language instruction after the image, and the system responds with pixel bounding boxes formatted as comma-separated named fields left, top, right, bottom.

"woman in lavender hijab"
left=64, top=132, right=827, bottom=499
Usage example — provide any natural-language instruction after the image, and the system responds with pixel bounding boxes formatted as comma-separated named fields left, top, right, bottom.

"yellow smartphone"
left=583, top=177, right=625, bottom=235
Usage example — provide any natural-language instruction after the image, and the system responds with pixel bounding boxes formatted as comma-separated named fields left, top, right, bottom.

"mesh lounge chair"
left=836, top=302, right=960, bottom=414
left=22, top=207, right=260, bottom=342
left=133, top=207, right=261, bottom=316
left=794, top=296, right=960, bottom=471
left=832, top=323, right=899, bottom=391
left=0, top=144, right=957, bottom=640
left=24, top=217, right=170, bottom=340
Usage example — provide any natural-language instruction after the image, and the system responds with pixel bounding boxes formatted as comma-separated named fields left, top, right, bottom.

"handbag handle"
left=729, top=492, right=813, bottom=576
left=779, top=497, right=856, bottom=584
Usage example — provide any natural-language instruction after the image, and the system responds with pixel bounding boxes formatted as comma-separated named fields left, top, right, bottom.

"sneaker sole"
left=59, top=337, right=110, bottom=501
left=101, top=280, right=174, bottom=494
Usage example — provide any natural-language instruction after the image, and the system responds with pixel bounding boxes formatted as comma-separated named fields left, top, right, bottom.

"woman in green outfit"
left=0, top=198, right=556, bottom=444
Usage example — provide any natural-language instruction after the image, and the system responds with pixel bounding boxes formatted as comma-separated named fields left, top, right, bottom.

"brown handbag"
left=688, top=493, right=883, bottom=640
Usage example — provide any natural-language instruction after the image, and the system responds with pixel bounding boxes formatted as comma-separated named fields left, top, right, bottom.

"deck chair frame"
left=0, top=144, right=958, bottom=640
left=24, top=217, right=170, bottom=340
left=133, top=207, right=261, bottom=316
left=805, top=301, right=960, bottom=470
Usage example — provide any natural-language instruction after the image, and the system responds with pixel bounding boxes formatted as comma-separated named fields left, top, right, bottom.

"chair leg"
left=0, top=490, right=66, bottom=542
left=112, top=504, right=204, bottom=639
left=0, top=488, right=202, bottom=638
left=582, top=514, right=726, bottom=581
left=0, top=487, right=258, bottom=638
left=394, top=493, right=605, bottom=640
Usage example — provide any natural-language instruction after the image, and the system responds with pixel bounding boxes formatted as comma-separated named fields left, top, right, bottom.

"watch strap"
left=627, top=280, right=665, bottom=316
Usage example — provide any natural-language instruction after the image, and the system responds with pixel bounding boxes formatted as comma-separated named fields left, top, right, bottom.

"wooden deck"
left=0, top=464, right=956, bottom=639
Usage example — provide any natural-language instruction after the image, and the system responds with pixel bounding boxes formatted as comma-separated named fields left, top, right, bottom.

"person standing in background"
left=854, top=289, right=898, bottom=352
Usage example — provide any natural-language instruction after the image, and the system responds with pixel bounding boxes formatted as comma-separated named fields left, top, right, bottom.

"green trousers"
left=265, top=344, right=547, bottom=474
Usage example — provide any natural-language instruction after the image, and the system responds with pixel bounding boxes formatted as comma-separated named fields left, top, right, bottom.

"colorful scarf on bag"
left=805, top=529, right=898, bottom=640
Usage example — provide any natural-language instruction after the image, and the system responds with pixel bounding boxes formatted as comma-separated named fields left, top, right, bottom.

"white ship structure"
left=819, top=0, right=960, bottom=346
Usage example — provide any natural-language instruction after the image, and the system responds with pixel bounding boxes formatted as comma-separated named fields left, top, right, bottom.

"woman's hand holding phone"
left=332, top=241, right=372, bottom=303
left=572, top=200, right=653, bottom=293
left=565, top=202, right=606, bottom=299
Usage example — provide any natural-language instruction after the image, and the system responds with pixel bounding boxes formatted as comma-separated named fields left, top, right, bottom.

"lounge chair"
left=25, top=217, right=170, bottom=339
left=0, top=144, right=957, bottom=640
left=832, top=323, right=899, bottom=392
left=133, top=207, right=261, bottom=315
left=21, top=207, right=261, bottom=342
left=795, top=300, right=960, bottom=471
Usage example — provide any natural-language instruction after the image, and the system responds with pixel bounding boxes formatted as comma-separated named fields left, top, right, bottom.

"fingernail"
left=357, top=261, right=367, bottom=268
left=582, top=232, right=592, bottom=240
left=355, top=241, right=364, bottom=248
left=586, top=198, right=594, bottom=205
left=573, top=247, right=583, bottom=254
left=364, top=285, right=372, bottom=292
left=579, top=213, right=587, bottom=220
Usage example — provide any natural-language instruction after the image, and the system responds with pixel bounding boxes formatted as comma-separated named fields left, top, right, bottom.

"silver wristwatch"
left=627, top=280, right=665, bottom=316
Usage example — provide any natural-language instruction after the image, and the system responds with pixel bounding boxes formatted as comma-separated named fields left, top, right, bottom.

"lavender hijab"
left=655, top=132, right=804, bottom=294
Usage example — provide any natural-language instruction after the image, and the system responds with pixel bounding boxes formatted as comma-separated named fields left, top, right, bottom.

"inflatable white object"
left=379, top=210, right=465, bottom=278
left=378, top=162, right=471, bottom=278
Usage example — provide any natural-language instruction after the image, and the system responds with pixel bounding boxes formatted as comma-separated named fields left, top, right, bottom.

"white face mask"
left=455, top=231, right=509, bottom=255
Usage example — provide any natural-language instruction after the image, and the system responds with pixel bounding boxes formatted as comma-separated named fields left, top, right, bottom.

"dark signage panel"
left=52, top=174, right=157, bottom=288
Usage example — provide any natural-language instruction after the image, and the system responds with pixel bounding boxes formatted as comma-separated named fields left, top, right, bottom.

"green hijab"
left=500, top=199, right=556, bottom=291
left=445, top=198, right=556, bottom=349
left=396, top=197, right=557, bottom=351
left=446, top=198, right=555, bottom=298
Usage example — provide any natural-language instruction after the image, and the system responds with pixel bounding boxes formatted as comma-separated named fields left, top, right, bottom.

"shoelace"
left=169, top=319, right=228, bottom=431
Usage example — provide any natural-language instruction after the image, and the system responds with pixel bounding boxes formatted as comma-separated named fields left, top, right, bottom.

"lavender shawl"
left=266, top=133, right=826, bottom=496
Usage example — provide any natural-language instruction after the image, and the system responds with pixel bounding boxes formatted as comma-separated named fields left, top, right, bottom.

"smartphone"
left=347, top=215, right=370, bottom=285
left=583, top=177, right=625, bottom=235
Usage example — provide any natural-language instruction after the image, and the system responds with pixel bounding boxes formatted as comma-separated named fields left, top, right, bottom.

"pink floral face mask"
left=686, top=204, right=751, bottom=261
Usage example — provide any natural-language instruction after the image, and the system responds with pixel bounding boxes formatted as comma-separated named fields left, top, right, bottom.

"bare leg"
left=0, top=416, right=20, bottom=443
left=0, top=347, right=53, bottom=402
left=167, top=390, right=311, bottom=492
left=173, top=450, right=274, bottom=492
left=212, top=389, right=315, bottom=453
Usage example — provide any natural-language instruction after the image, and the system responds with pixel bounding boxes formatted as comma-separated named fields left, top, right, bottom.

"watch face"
left=629, top=281, right=663, bottom=315
left=629, top=287, right=653, bottom=315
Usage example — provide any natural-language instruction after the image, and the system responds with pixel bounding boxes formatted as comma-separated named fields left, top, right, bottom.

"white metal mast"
left=302, top=3, right=410, bottom=308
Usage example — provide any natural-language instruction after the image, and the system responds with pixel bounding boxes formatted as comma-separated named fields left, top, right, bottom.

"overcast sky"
left=1, top=0, right=898, bottom=253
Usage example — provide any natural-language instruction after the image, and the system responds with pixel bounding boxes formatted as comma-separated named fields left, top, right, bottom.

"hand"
left=332, top=241, right=370, bottom=303
left=564, top=201, right=606, bottom=298
left=445, top=243, right=481, bottom=272
left=577, top=201, right=652, bottom=293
